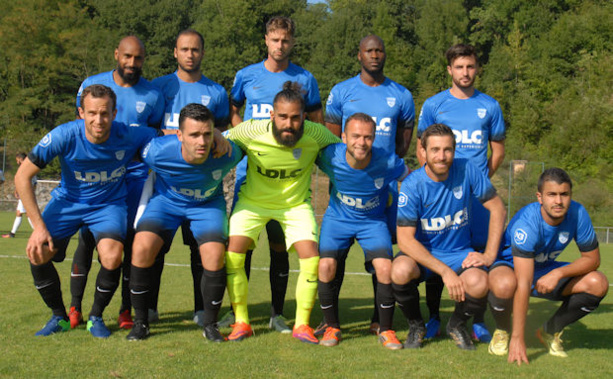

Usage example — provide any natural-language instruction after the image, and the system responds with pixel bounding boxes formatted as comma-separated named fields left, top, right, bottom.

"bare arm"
left=397, top=225, right=465, bottom=302
left=463, top=195, right=507, bottom=268
left=230, top=104, right=243, bottom=127
left=324, top=122, right=342, bottom=138
left=306, top=109, right=324, bottom=124
left=488, top=140, right=505, bottom=177
left=395, top=128, right=413, bottom=158
left=508, top=256, right=534, bottom=365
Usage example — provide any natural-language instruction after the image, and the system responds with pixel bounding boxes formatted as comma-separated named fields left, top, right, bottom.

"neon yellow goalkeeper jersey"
left=227, top=119, right=340, bottom=209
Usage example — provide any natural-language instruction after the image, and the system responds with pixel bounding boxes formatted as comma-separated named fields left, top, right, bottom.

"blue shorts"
left=43, top=198, right=127, bottom=261
left=136, top=194, right=227, bottom=246
left=319, top=216, right=392, bottom=268
left=396, top=248, right=486, bottom=282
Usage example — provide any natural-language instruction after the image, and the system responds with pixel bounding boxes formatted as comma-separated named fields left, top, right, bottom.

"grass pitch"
left=0, top=212, right=612, bottom=378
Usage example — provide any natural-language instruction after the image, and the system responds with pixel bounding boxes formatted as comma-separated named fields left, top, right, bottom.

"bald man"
left=71, top=35, right=164, bottom=331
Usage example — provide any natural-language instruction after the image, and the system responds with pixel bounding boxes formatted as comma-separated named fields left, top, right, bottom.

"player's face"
left=271, top=100, right=304, bottom=147
left=178, top=118, right=214, bottom=164
left=342, top=119, right=375, bottom=164
left=537, top=181, right=572, bottom=225
left=423, top=135, right=455, bottom=181
left=78, top=95, right=117, bottom=144
left=265, top=29, right=295, bottom=63
left=115, top=37, right=145, bottom=85
left=174, top=34, right=203, bottom=74
left=447, top=55, right=477, bottom=89
left=358, top=37, right=386, bottom=74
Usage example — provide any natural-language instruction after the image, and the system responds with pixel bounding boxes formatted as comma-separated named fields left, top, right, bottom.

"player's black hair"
left=266, top=16, right=295, bottom=37
left=445, top=44, right=478, bottom=66
left=420, top=123, right=456, bottom=150
left=16, top=152, right=27, bottom=160
left=538, top=168, right=573, bottom=192
left=80, top=84, right=117, bottom=111
left=176, top=29, right=204, bottom=50
left=346, top=112, right=376, bottom=131
left=179, top=103, right=214, bottom=130
left=273, top=81, right=305, bottom=111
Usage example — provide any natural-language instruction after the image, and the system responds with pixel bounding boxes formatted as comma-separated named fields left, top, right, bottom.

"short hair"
left=80, top=84, right=116, bottom=111
left=346, top=112, right=376, bottom=132
left=266, top=16, right=295, bottom=37
left=176, top=29, right=204, bottom=50
left=273, top=81, right=305, bottom=111
left=178, top=103, right=214, bottom=130
left=537, top=168, right=573, bottom=192
left=445, top=44, right=478, bottom=66
left=16, top=152, right=27, bottom=160
left=420, top=123, right=456, bottom=150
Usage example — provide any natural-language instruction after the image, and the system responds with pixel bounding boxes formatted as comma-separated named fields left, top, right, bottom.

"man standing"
left=391, top=124, right=506, bottom=350
left=316, top=113, right=408, bottom=349
left=16, top=84, right=157, bottom=338
left=227, top=16, right=324, bottom=333
left=127, top=104, right=242, bottom=341
left=69, top=35, right=164, bottom=330
left=3, top=153, right=36, bottom=239
left=417, top=44, right=506, bottom=341
left=152, top=29, right=230, bottom=325
left=224, top=82, right=340, bottom=344
left=323, top=34, right=415, bottom=334
left=487, top=168, right=608, bottom=363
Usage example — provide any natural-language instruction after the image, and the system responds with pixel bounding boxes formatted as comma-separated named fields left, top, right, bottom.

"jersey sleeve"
left=213, top=89, right=230, bottom=128
left=575, top=204, right=599, bottom=252
left=304, top=74, right=322, bottom=113
left=489, top=100, right=506, bottom=141
left=324, top=85, right=343, bottom=126
left=510, top=219, right=540, bottom=259
left=225, top=119, right=263, bottom=151
left=417, top=98, right=436, bottom=138
left=397, top=178, right=420, bottom=227
left=388, top=154, right=407, bottom=182
left=398, top=88, right=415, bottom=130
left=307, top=121, right=342, bottom=149
left=315, top=144, right=335, bottom=178
left=230, top=70, right=245, bottom=108
left=148, top=90, right=165, bottom=128
left=29, top=124, right=72, bottom=169
left=466, top=160, right=497, bottom=203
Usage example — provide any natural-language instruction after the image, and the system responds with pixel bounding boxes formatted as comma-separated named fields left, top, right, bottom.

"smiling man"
left=16, top=84, right=157, bottom=338
left=126, top=103, right=242, bottom=342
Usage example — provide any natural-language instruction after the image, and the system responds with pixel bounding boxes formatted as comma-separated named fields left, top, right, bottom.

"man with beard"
left=416, top=44, right=506, bottom=343
left=151, top=29, right=230, bottom=326
left=321, top=34, right=415, bottom=336
left=224, top=81, right=340, bottom=344
left=225, top=16, right=324, bottom=333
left=70, top=36, right=164, bottom=331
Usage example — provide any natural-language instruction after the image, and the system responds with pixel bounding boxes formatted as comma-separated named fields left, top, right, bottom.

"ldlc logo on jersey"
left=372, top=117, right=392, bottom=133
left=293, top=148, right=302, bottom=160
left=256, top=165, right=302, bottom=180
left=558, top=232, right=570, bottom=244
left=164, top=113, right=180, bottom=129
left=39, top=133, right=52, bottom=148
left=374, top=178, right=384, bottom=189
left=171, top=185, right=216, bottom=200
left=453, top=129, right=483, bottom=145
left=535, top=250, right=562, bottom=263
left=386, top=97, right=396, bottom=107
left=252, top=104, right=273, bottom=119
left=201, top=95, right=211, bottom=106
left=477, top=108, right=487, bottom=119
left=514, top=228, right=528, bottom=245
left=136, top=101, right=146, bottom=114
left=74, top=166, right=126, bottom=183
left=337, top=192, right=379, bottom=211
left=453, top=186, right=463, bottom=199
left=212, top=169, right=222, bottom=181
left=421, top=208, right=468, bottom=231
left=115, top=150, right=125, bottom=160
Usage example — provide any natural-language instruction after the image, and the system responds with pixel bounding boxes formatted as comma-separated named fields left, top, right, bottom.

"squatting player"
left=227, top=16, right=324, bottom=333
left=15, top=84, right=157, bottom=338
left=486, top=168, right=608, bottom=363
left=391, top=124, right=506, bottom=350
left=323, top=34, right=415, bottom=335
left=224, top=81, right=340, bottom=344
left=152, top=29, right=230, bottom=326
left=127, top=104, right=241, bottom=342
left=70, top=35, right=164, bottom=330
left=316, top=113, right=408, bottom=349
left=417, top=44, right=506, bottom=341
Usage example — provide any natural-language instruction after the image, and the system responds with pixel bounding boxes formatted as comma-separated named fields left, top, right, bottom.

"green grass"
left=0, top=211, right=612, bottom=378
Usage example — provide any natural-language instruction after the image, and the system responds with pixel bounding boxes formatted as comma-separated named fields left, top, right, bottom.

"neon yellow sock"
left=295, top=256, right=319, bottom=327
left=225, top=251, right=249, bottom=324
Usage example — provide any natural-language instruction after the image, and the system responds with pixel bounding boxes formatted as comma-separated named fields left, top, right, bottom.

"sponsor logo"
left=115, top=150, right=125, bottom=160
left=321, top=304, right=333, bottom=310
left=170, top=186, right=216, bottom=199
left=70, top=273, right=86, bottom=278
left=581, top=306, right=594, bottom=313
left=211, top=300, right=223, bottom=306
left=136, top=101, right=146, bottom=113
left=256, top=151, right=267, bottom=156
left=380, top=304, right=394, bottom=309
left=477, top=108, right=487, bottom=119
left=201, top=95, right=211, bottom=106
left=212, top=169, right=222, bottom=181
left=256, top=166, right=302, bottom=179
left=326, top=93, right=334, bottom=105
left=39, top=133, right=52, bottom=148
left=398, top=192, right=408, bottom=207
left=374, top=178, right=384, bottom=189
left=164, top=112, right=180, bottom=128
left=74, top=166, right=126, bottom=183
left=558, top=232, right=570, bottom=244
left=252, top=103, right=273, bottom=118
left=386, top=97, right=396, bottom=107
left=130, top=289, right=149, bottom=295
left=421, top=208, right=468, bottom=231
left=514, top=229, right=528, bottom=245
left=35, top=283, right=53, bottom=290
left=372, top=117, right=392, bottom=133
left=492, top=306, right=505, bottom=312
left=292, top=148, right=302, bottom=160
left=453, top=129, right=483, bottom=145
left=306, top=279, right=318, bottom=283
left=96, top=286, right=112, bottom=293
left=337, top=193, right=379, bottom=210
left=453, top=186, right=463, bottom=200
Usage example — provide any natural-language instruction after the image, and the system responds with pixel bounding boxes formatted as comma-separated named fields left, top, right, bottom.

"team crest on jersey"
left=514, top=228, right=528, bottom=245
left=39, top=133, right=52, bottom=148
left=136, top=101, right=146, bottom=113
left=398, top=192, right=408, bottom=207
left=326, top=93, right=334, bottom=106
left=558, top=232, right=570, bottom=244
left=115, top=150, right=125, bottom=160
left=374, top=178, right=384, bottom=189
left=477, top=108, right=487, bottom=119
left=201, top=95, right=211, bottom=106
left=386, top=97, right=396, bottom=107
left=453, top=185, right=463, bottom=199
left=292, top=148, right=302, bottom=160
left=212, top=169, right=222, bottom=181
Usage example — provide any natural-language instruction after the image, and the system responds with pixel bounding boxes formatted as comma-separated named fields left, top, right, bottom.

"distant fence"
left=595, top=227, right=612, bottom=244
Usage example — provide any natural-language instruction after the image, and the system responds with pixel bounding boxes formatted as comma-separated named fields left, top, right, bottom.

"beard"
left=272, top=121, right=304, bottom=147
left=117, top=65, right=142, bottom=85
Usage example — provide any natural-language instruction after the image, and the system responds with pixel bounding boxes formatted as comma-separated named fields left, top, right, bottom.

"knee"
left=462, top=269, right=489, bottom=297
left=99, top=253, right=122, bottom=270
left=584, top=271, right=609, bottom=297
left=373, top=260, right=392, bottom=284
left=489, top=268, right=517, bottom=298
left=391, top=258, right=417, bottom=285
left=318, top=258, right=336, bottom=282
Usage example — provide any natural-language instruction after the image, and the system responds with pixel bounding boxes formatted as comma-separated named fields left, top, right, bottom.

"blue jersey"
left=230, top=61, right=322, bottom=120
left=397, top=159, right=496, bottom=253
left=501, top=201, right=598, bottom=268
left=417, top=89, right=505, bottom=175
left=141, top=135, right=242, bottom=207
left=29, top=120, right=156, bottom=204
left=76, top=71, right=164, bottom=128
left=324, top=75, right=415, bottom=155
left=317, top=144, right=405, bottom=221
left=152, top=72, right=230, bottom=129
